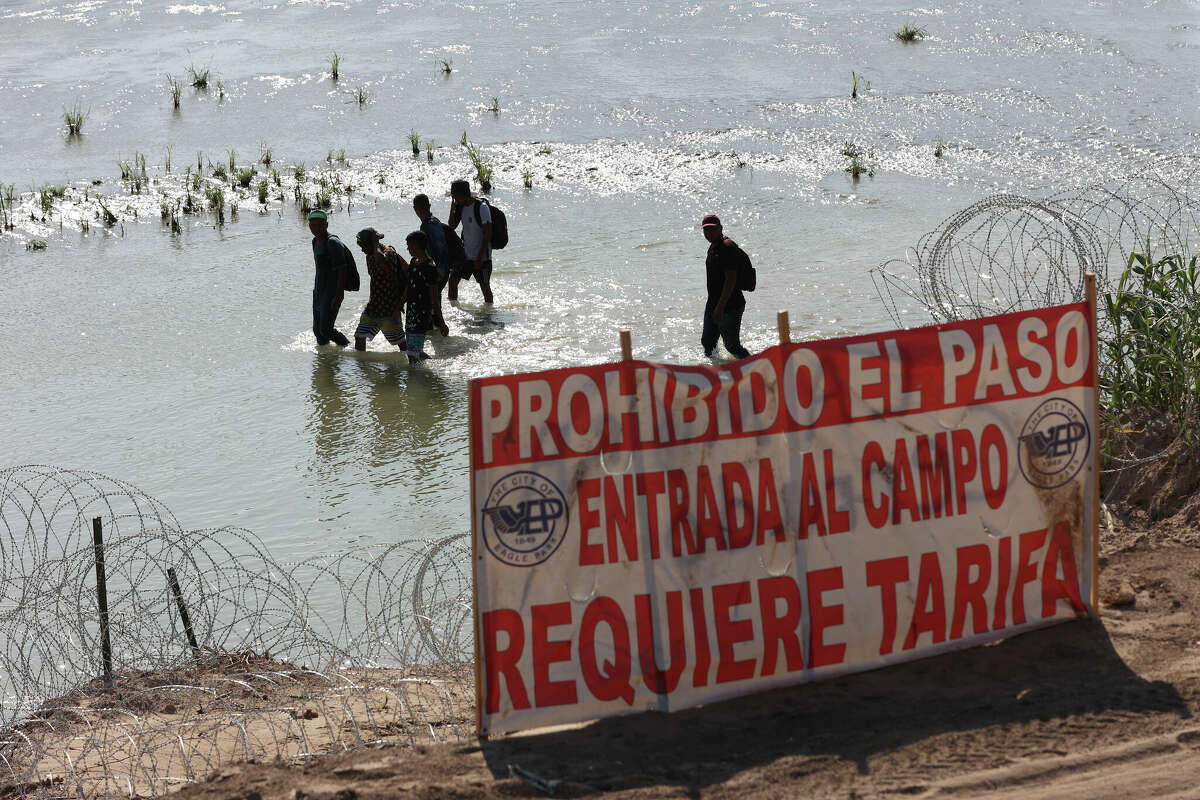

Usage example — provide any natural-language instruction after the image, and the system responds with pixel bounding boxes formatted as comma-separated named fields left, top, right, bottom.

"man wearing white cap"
left=700, top=213, right=751, bottom=359
left=308, top=209, right=353, bottom=347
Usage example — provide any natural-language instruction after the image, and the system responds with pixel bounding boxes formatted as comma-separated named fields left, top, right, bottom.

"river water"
left=1, top=0, right=1198, bottom=557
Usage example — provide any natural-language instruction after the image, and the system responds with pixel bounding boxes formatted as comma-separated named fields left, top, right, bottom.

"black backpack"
left=330, top=235, right=360, bottom=291
left=473, top=200, right=509, bottom=249
left=441, top=222, right=469, bottom=267
left=727, top=238, right=756, bottom=292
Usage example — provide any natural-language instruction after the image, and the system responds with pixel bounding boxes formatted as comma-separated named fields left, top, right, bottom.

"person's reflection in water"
left=351, top=359, right=459, bottom=483
left=306, top=350, right=356, bottom=489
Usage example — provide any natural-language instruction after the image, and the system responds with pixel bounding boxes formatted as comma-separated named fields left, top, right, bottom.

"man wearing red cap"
left=700, top=214, right=751, bottom=359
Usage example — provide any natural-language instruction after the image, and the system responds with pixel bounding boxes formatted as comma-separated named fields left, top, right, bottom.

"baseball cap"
left=701, top=214, right=721, bottom=228
left=307, top=209, right=328, bottom=221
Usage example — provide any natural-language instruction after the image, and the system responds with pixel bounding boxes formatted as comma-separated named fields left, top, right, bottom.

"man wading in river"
left=700, top=213, right=751, bottom=360
left=308, top=209, right=354, bottom=347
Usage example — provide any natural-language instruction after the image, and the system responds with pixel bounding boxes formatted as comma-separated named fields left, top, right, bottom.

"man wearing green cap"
left=308, top=209, right=354, bottom=347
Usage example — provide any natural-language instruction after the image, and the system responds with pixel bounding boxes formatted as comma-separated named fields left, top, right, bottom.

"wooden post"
left=619, top=330, right=633, bottom=362
left=777, top=311, right=790, bottom=345
left=1085, top=272, right=1101, bottom=617
left=167, top=567, right=201, bottom=660
left=469, top=381, right=484, bottom=738
left=92, top=517, right=114, bottom=687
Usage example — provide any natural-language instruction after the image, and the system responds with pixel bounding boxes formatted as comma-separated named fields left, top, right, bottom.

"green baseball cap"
left=307, top=209, right=328, bottom=221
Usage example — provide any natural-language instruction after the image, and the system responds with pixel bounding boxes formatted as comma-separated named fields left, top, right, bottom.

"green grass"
left=216, top=80, right=225, bottom=100
left=164, top=146, right=173, bottom=173
left=167, top=74, right=182, bottom=109
left=842, top=142, right=875, bottom=178
left=27, top=239, right=48, bottom=251
left=118, top=158, right=146, bottom=193
left=293, top=163, right=306, bottom=183
left=895, top=23, right=927, bottom=43
left=271, top=167, right=281, bottom=186
left=187, top=63, right=210, bottom=89
left=851, top=71, right=870, bottom=99
left=37, top=185, right=66, bottom=215
left=934, top=136, right=946, bottom=158
left=439, top=58, right=453, bottom=75
left=409, top=130, right=421, bottom=156
left=1102, top=251, right=1200, bottom=445
left=425, top=140, right=435, bottom=161
left=0, top=184, right=15, bottom=230
left=463, top=139, right=494, bottom=192
left=538, top=144, right=552, bottom=155
left=260, top=144, right=273, bottom=166
left=329, top=52, right=341, bottom=81
left=211, top=163, right=228, bottom=181
left=63, top=102, right=88, bottom=136
left=205, top=184, right=225, bottom=223
left=228, top=149, right=237, bottom=173
left=236, top=168, right=256, bottom=188
left=353, top=85, right=369, bottom=105
left=522, top=169, right=533, bottom=189
left=488, top=97, right=500, bottom=114
left=97, top=198, right=117, bottom=226
left=460, top=130, right=468, bottom=147
left=257, top=178, right=269, bottom=204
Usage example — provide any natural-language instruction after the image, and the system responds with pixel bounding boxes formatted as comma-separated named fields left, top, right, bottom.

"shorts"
left=405, top=333, right=425, bottom=357
left=454, top=259, right=493, bottom=283
left=355, top=312, right=404, bottom=345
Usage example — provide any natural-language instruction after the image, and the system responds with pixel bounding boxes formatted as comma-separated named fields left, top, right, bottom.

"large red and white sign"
left=469, top=304, right=1098, bottom=735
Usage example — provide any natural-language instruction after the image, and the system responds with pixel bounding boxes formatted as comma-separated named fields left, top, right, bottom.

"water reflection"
left=304, top=350, right=468, bottom=517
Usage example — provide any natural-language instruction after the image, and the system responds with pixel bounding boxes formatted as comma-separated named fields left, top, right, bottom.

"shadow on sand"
left=480, top=619, right=1188, bottom=794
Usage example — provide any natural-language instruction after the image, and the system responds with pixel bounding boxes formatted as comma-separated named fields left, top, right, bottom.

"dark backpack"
left=473, top=200, right=509, bottom=249
left=330, top=234, right=361, bottom=291
left=726, top=238, right=756, bottom=292
left=441, top=222, right=469, bottom=267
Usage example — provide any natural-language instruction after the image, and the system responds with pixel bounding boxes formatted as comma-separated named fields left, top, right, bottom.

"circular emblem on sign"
left=481, top=470, right=568, bottom=567
left=1018, top=397, right=1090, bottom=489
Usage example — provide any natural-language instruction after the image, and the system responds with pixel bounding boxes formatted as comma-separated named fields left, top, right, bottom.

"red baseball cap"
left=701, top=214, right=721, bottom=228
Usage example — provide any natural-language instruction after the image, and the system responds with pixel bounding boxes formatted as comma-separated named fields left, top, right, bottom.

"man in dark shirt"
left=308, top=209, right=353, bottom=347
left=402, top=230, right=446, bottom=362
left=352, top=228, right=405, bottom=351
left=701, top=213, right=751, bottom=359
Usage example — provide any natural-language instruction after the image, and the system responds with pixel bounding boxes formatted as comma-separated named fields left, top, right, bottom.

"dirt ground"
left=160, top=516, right=1200, bottom=800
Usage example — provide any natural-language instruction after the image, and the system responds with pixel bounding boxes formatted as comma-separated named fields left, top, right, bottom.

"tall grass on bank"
left=1102, top=251, right=1200, bottom=444
left=63, top=102, right=88, bottom=136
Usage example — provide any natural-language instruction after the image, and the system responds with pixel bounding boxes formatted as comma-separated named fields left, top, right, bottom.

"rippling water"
left=1, top=0, right=1198, bottom=556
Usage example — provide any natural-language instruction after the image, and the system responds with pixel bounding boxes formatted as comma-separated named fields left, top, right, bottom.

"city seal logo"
left=1018, top=397, right=1090, bottom=489
left=481, top=471, right=568, bottom=567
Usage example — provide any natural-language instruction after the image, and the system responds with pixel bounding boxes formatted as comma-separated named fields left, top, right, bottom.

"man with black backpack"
left=307, top=209, right=357, bottom=347
left=447, top=179, right=495, bottom=304
left=700, top=213, right=754, bottom=360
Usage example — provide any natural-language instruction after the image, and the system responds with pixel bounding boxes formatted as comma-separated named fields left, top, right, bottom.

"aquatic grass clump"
left=37, top=185, right=67, bottom=216
left=236, top=168, right=256, bottom=188
left=1102, top=251, right=1200, bottom=445
left=439, top=58, right=453, bottom=75
left=895, top=23, right=927, bottom=43
left=260, top=144, right=273, bottom=166
left=97, top=198, right=117, bottom=226
left=217, top=81, right=225, bottom=101
left=63, top=102, right=88, bottom=137
left=353, top=85, right=369, bottom=105
left=425, top=140, right=435, bottom=161
left=27, top=239, right=48, bottom=251
left=271, top=167, right=281, bottom=186
left=293, top=163, right=306, bottom=183
left=851, top=71, right=870, bottom=99
left=842, top=141, right=875, bottom=178
left=228, top=149, right=237, bottom=173
left=409, top=131, right=421, bottom=156
left=211, top=163, right=228, bottom=181
left=463, top=139, right=493, bottom=192
left=0, top=184, right=16, bottom=230
left=329, top=52, right=341, bottom=81
left=205, top=184, right=225, bottom=223
left=934, top=137, right=946, bottom=158
left=167, top=74, right=182, bottom=109
left=164, top=146, right=173, bottom=173
left=187, top=63, right=210, bottom=89
left=257, top=178, right=269, bottom=204
left=522, top=169, right=533, bottom=190
left=488, top=97, right=500, bottom=114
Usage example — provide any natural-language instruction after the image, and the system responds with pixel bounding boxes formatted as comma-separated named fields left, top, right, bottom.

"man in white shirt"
left=446, top=179, right=495, bottom=304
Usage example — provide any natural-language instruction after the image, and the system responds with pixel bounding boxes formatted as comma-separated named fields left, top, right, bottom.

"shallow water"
left=1, top=0, right=1199, bottom=558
